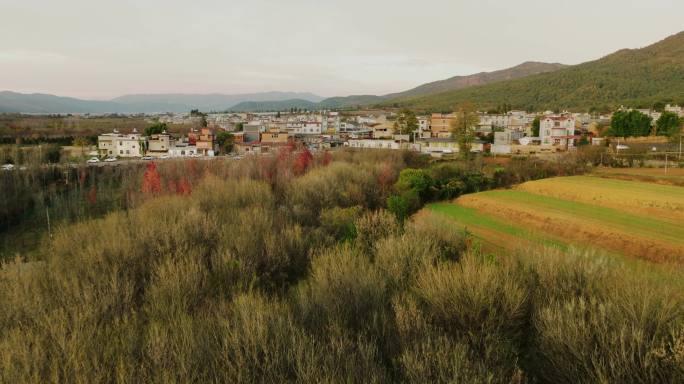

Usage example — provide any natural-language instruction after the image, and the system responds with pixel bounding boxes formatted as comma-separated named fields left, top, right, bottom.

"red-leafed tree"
left=293, top=147, right=313, bottom=176
left=186, top=159, right=200, bottom=180
left=141, top=162, right=163, bottom=194
left=177, top=178, right=192, bottom=196
left=167, top=179, right=178, bottom=194
left=78, top=168, right=88, bottom=188
left=320, top=151, right=332, bottom=166
left=86, top=185, right=97, bottom=205
left=377, top=162, right=395, bottom=192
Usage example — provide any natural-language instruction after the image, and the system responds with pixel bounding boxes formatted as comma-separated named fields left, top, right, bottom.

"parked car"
left=104, top=157, right=117, bottom=162
left=160, top=154, right=170, bottom=159
left=141, top=156, right=153, bottom=160
left=1, top=164, right=15, bottom=171
left=87, top=157, right=100, bottom=164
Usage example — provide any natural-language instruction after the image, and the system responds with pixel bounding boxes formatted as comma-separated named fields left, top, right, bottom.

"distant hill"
left=0, top=91, right=125, bottom=114
left=387, top=61, right=567, bottom=99
left=111, top=92, right=325, bottom=112
left=0, top=91, right=325, bottom=113
left=318, top=95, right=387, bottom=109
left=317, top=62, right=567, bottom=109
left=229, top=99, right=318, bottom=112
left=387, top=31, right=684, bottom=112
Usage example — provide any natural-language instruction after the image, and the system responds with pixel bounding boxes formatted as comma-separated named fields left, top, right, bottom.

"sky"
left=1, top=0, right=682, bottom=99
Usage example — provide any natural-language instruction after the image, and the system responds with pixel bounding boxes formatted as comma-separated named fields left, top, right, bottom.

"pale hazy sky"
left=1, top=0, right=682, bottom=99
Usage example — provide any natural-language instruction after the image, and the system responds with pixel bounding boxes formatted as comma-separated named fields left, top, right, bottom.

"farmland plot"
left=430, top=176, right=684, bottom=264
left=515, top=176, right=684, bottom=223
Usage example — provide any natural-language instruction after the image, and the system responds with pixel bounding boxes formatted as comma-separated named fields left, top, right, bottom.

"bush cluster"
left=1, top=149, right=680, bottom=383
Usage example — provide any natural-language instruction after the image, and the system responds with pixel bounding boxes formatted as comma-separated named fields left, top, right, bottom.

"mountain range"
left=0, top=91, right=324, bottom=114
left=1, top=31, right=682, bottom=113
left=386, top=31, right=684, bottom=112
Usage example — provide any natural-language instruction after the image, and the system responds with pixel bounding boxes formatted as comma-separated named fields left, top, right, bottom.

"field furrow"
left=430, top=175, right=684, bottom=264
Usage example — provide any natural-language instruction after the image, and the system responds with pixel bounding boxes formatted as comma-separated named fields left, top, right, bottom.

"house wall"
left=148, top=135, right=172, bottom=153
left=430, top=113, right=454, bottom=137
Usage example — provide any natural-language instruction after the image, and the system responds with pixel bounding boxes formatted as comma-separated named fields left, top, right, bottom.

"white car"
left=104, top=157, right=117, bottom=162
left=1, top=164, right=15, bottom=171
left=616, top=144, right=630, bottom=150
left=141, top=156, right=153, bottom=160
left=160, top=155, right=170, bottom=159
left=87, top=157, right=100, bottom=164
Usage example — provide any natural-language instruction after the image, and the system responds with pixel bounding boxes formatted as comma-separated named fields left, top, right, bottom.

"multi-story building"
left=194, top=128, right=216, bottom=156
left=430, top=113, right=454, bottom=138
left=97, top=133, right=117, bottom=157
left=261, top=129, right=290, bottom=149
left=97, top=130, right=144, bottom=158
left=417, top=116, right=431, bottom=139
left=147, top=133, right=175, bottom=156
left=539, top=114, right=576, bottom=148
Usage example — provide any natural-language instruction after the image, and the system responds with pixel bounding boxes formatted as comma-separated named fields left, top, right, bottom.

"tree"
left=216, top=131, right=235, bottom=154
left=235, top=122, right=244, bottom=131
left=396, top=168, right=433, bottom=201
left=44, top=145, right=61, bottom=164
left=141, top=162, right=162, bottom=194
left=393, top=108, right=419, bottom=135
left=200, top=115, right=208, bottom=128
left=531, top=116, right=540, bottom=137
left=652, top=101, right=666, bottom=112
left=450, top=102, right=479, bottom=158
left=609, top=110, right=651, bottom=137
left=293, top=148, right=313, bottom=175
left=72, top=137, right=90, bottom=157
left=656, top=111, right=682, bottom=137
left=145, top=122, right=167, bottom=137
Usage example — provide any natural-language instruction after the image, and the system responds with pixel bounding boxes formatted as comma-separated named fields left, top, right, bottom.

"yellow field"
left=593, top=167, right=684, bottom=186
left=515, top=176, right=684, bottom=223
left=431, top=175, right=684, bottom=264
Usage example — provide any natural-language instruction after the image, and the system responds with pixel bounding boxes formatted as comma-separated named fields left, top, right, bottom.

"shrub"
left=354, top=209, right=400, bottom=256
left=414, top=254, right=529, bottom=378
left=296, top=245, right=390, bottom=336
left=319, top=205, right=362, bottom=243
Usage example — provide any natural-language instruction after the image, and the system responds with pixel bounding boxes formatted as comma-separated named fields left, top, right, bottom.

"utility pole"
left=665, top=153, right=668, bottom=174
left=46, top=206, right=52, bottom=239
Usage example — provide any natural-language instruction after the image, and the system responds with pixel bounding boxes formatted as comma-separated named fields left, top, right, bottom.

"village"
left=91, top=103, right=683, bottom=162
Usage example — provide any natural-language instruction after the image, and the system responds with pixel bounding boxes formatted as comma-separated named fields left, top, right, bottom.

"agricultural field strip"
left=465, top=190, right=684, bottom=246
left=429, top=203, right=572, bottom=252
left=592, top=168, right=684, bottom=185
left=428, top=203, right=684, bottom=286
left=515, top=176, right=684, bottom=223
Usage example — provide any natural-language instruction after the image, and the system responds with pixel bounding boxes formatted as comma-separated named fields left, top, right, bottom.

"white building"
left=539, top=115, right=576, bottom=148
left=417, top=116, right=431, bottom=139
left=347, top=139, right=401, bottom=150
left=97, top=131, right=144, bottom=158
left=168, top=143, right=198, bottom=157
left=296, top=122, right=323, bottom=135
left=665, top=104, right=683, bottom=117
